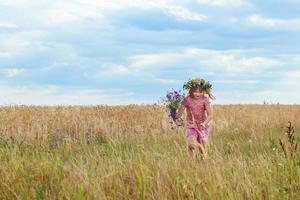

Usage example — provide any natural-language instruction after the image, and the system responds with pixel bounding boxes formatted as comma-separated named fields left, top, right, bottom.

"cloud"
left=196, top=0, right=247, bottom=7
left=129, top=53, right=175, bottom=70
left=214, top=80, right=258, bottom=84
left=1, top=0, right=300, bottom=105
left=108, top=0, right=208, bottom=21
left=0, top=0, right=23, bottom=5
left=0, top=84, right=139, bottom=105
left=2, top=68, right=25, bottom=77
left=122, top=48, right=282, bottom=74
left=0, top=21, right=18, bottom=28
left=255, top=90, right=300, bottom=104
left=163, top=4, right=207, bottom=21
left=186, top=48, right=282, bottom=72
left=0, top=52, right=12, bottom=58
left=40, top=1, right=105, bottom=26
left=215, top=89, right=300, bottom=104
left=285, top=70, right=300, bottom=78
left=248, top=14, right=300, bottom=29
left=2, top=0, right=207, bottom=27
left=151, top=77, right=180, bottom=84
left=101, top=64, right=131, bottom=74
left=0, top=30, right=46, bottom=59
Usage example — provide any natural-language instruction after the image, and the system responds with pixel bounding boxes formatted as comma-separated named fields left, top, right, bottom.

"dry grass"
left=0, top=104, right=299, bottom=199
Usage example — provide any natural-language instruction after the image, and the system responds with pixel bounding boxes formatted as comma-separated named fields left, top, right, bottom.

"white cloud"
left=248, top=15, right=282, bottom=27
left=124, top=48, right=282, bottom=74
left=255, top=90, right=300, bottom=104
left=40, top=1, right=105, bottom=25
left=0, top=0, right=22, bottom=5
left=248, top=15, right=300, bottom=29
left=97, top=0, right=208, bottom=21
left=285, top=70, right=300, bottom=78
left=214, top=80, right=258, bottom=84
left=0, top=52, right=12, bottom=58
left=129, top=53, right=174, bottom=69
left=101, top=64, right=131, bottom=74
left=215, top=89, right=300, bottom=104
left=161, top=4, right=207, bottom=21
left=1, top=0, right=299, bottom=105
left=1, top=0, right=207, bottom=26
left=91, top=48, right=282, bottom=82
left=0, top=21, right=18, bottom=28
left=187, top=48, right=282, bottom=72
left=213, top=70, right=300, bottom=104
left=0, top=30, right=46, bottom=58
left=196, top=0, right=247, bottom=6
left=3, top=68, right=25, bottom=77
left=0, top=84, right=139, bottom=105
left=152, top=77, right=179, bottom=84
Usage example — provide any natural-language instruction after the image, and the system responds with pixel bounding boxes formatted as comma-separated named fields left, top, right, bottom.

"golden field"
left=0, top=104, right=299, bottom=199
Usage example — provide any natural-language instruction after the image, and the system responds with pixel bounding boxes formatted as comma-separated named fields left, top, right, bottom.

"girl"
left=175, top=78, right=214, bottom=160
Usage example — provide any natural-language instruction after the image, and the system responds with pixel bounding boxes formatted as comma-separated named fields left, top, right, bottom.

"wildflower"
left=161, top=89, right=185, bottom=122
left=183, top=77, right=215, bottom=99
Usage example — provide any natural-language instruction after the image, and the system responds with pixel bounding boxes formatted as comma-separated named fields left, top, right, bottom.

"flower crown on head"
left=183, top=77, right=215, bottom=99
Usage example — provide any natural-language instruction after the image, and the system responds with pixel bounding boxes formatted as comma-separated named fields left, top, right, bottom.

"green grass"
left=0, top=105, right=300, bottom=199
left=0, top=129, right=299, bottom=200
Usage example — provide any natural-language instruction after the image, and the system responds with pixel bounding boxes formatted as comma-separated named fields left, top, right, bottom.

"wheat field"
left=0, top=104, right=299, bottom=199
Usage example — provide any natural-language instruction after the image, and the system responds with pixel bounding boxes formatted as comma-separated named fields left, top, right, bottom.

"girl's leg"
left=187, top=136, right=198, bottom=160
left=197, top=129, right=209, bottom=159
left=198, top=141, right=207, bottom=159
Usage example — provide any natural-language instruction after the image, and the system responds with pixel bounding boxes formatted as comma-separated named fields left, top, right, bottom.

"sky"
left=0, top=0, right=299, bottom=105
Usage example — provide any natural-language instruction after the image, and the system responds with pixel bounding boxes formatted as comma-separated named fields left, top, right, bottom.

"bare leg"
left=187, top=136, right=198, bottom=160
left=198, top=141, right=207, bottom=159
left=188, top=145, right=195, bottom=160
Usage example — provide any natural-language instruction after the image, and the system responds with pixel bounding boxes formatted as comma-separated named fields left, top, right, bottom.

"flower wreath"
left=183, top=77, right=215, bottom=99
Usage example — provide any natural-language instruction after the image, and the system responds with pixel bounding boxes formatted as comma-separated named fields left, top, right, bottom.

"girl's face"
left=192, top=88, right=204, bottom=99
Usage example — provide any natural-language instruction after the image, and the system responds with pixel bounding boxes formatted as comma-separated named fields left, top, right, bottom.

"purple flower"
left=169, top=110, right=177, bottom=121
left=161, top=89, right=185, bottom=123
left=166, top=93, right=172, bottom=100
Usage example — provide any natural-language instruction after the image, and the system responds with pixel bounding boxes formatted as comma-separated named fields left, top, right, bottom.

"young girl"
left=175, top=78, right=214, bottom=160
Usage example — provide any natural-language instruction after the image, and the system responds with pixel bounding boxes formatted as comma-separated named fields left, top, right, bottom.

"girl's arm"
left=202, top=104, right=213, bottom=126
left=176, top=104, right=185, bottom=119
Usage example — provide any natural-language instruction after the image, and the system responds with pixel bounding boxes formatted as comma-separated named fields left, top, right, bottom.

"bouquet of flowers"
left=161, top=89, right=185, bottom=123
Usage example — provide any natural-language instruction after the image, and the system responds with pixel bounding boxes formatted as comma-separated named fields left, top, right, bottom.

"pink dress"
left=182, top=95, right=211, bottom=143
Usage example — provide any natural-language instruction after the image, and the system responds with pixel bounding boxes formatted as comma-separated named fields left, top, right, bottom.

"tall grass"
left=0, top=104, right=299, bottom=199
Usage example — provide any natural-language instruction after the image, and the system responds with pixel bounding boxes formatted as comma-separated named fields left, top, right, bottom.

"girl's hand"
left=200, top=122, right=206, bottom=127
left=175, top=117, right=184, bottom=126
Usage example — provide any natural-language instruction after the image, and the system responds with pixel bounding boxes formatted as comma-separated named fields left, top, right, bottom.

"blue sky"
left=0, top=0, right=299, bottom=105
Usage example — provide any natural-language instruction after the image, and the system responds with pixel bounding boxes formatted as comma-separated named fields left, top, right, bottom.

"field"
left=0, top=104, right=299, bottom=199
